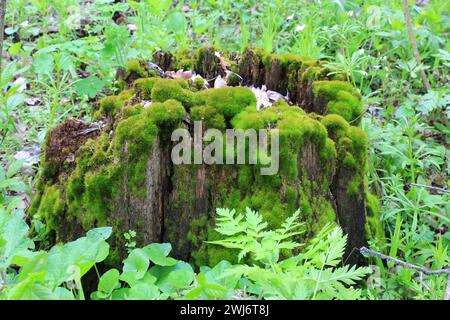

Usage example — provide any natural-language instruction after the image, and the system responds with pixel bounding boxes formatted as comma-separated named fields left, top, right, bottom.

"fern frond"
left=325, top=265, right=371, bottom=285
left=215, top=208, right=246, bottom=236
left=244, top=207, right=268, bottom=238
left=322, top=227, right=347, bottom=267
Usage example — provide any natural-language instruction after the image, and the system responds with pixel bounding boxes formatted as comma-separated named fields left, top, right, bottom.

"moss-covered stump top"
left=31, top=47, right=381, bottom=267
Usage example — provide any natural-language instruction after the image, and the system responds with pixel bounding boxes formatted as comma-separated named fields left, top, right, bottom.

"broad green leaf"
left=149, top=260, right=193, bottom=294
left=7, top=93, right=26, bottom=110
left=0, top=210, right=34, bottom=269
left=54, top=287, right=75, bottom=300
left=201, top=260, right=240, bottom=290
left=142, top=243, right=177, bottom=266
left=33, top=53, right=54, bottom=74
left=127, top=283, right=160, bottom=300
left=6, top=161, right=23, bottom=178
left=167, top=269, right=194, bottom=289
left=121, top=248, right=149, bottom=280
left=74, top=75, right=106, bottom=98
left=98, top=269, right=120, bottom=295
left=87, top=227, right=112, bottom=241
left=1, top=62, right=17, bottom=86
left=8, top=279, right=58, bottom=300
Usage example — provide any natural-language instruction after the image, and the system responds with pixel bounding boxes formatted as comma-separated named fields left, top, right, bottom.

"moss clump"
left=123, top=104, right=144, bottom=119
left=191, top=105, right=226, bottom=130
left=188, top=77, right=207, bottom=91
left=313, top=80, right=363, bottom=124
left=172, top=48, right=196, bottom=70
left=126, top=60, right=145, bottom=75
left=262, top=52, right=304, bottom=69
left=99, top=96, right=122, bottom=115
left=232, top=100, right=334, bottom=181
left=41, top=159, right=58, bottom=182
left=147, top=99, right=186, bottom=132
left=345, top=127, right=368, bottom=167
left=65, top=134, right=112, bottom=228
left=331, top=126, right=369, bottom=196
left=301, top=65, right=328, bottom=81
left=125, top=60, right=159, bottom=78
left=227, top=73, right=241, bottom=86
left=99, top=89, right=135, bottom=118
left=321, top=114, right=350, bottom=141
left=134, top=78, right=159, bottom=100
left=195, top=87, right=256, bottom=121
left=151, top=78, right=194, bottom=109
left=320, top=138, right=337, bottom=162
left=36, top=185, right=65, bottom=236
left=365, top=192, right=384, bottom=241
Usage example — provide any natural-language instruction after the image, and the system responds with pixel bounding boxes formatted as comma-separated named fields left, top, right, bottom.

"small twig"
left=75, top=127, right=101, bottom=137
left=402, top=0, right=432, bottom=92
left=360, top=247, right=450, bottom=300
left=410, top=183, right=450, bottom=194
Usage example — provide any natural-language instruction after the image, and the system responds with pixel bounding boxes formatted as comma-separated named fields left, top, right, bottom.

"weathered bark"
left=33, top=47, right=375, bottom=267
left=331, top=166, right=368, bottom=265
left=152, top=51, right=173, bottom=72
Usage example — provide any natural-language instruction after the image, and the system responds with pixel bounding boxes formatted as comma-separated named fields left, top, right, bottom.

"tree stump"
left=31, top=47, right=381, bottom=266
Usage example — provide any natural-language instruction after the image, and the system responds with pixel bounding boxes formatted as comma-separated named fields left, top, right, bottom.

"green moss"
left=334, top=126, right=368, bottom=196
left=99, top=91, right=134, bottom=117
left=262, top=52, right=304, bottom=68
left=320, top=138, right=337, bottom=162
left=346, top=178, right=360, bottom=194
left=41, top=159, right=58, bottom=182
left=36, top=185, right=65, bottom=236
left=134, top=78, right=158, bottom=99
left=285, top=185, right=297, bottom=208
left=126, top=60, right=144, bottom=74
left=99, top=95, right=118, bottom=116
left=342, top=153, right=357, bottom=169
left=227, top=73, right=241, bottom=86
left=301, top=66, right=328, bottom=81
left=313, top=80, right=363, bottom=124
left=92, top=110, right=102, bottom=121
left=84, top=171, right=111, bottom=225
left=151, top=78, right=194, bottom=109
left=195, top=87, right=256, bottom=120
left=64, top=134, right=113, bottom=229
left=118, top=89, right=135, bottom=101
left=190, top=105, right=226, bottom=130
left=346, top=127, right=368, bottom=164
left=189, top=77, right=207, bottom=91
left=365, top=192, right=384, bottom=241
left=125, top=59, right=153, bottom=78
left=321, top=114, right=350, bottom=141
left=114, top=99, right=185, bottom=196
left=147, top=99, right=186, bottom=133
left=232, top=101, right=333, bottom=181
left=173, top=48, right=195, bottom=70
left=123, top=104, right=144, bottom=119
